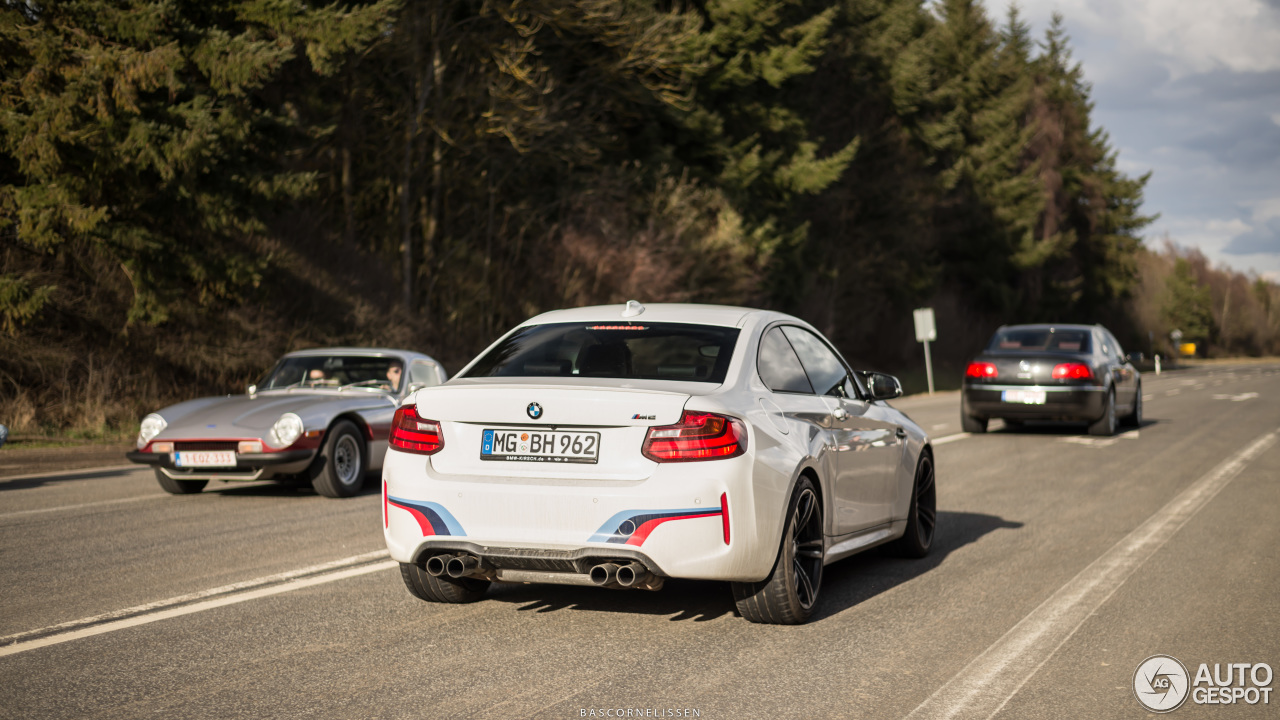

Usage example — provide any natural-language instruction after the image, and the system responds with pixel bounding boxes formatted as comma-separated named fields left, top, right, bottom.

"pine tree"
left=0, top=0, right=397, bottom=327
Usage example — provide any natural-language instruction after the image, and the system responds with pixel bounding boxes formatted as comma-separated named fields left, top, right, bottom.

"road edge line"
left=0, top=550, right=390, bottom=648
left=904, top=427, right=1279, bottom=720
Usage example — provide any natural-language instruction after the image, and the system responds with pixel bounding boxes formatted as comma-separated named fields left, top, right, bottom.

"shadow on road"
left=0, top=466, right=144, bottom=491
left=811, top=510, right=1022, bottom=623
left=991, top=418, right=1161, bottom=435
left=482, top=510, right=1022, bottom=624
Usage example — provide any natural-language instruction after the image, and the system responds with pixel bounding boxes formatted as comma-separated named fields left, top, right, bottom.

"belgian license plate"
left=1002, top=389, right=1046, bottom=405
left=174, top=450, right=237, bottom=467
left=480, top=429, right=600, bottom=464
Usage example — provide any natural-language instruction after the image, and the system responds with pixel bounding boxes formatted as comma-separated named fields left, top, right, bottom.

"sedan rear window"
left=462, top=322, right=740, bottom=383
left=988, top=328, right=1091, bottom=353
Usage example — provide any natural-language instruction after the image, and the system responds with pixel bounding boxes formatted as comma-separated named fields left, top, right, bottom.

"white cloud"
left=1010, top=0, right=1280, bottom=77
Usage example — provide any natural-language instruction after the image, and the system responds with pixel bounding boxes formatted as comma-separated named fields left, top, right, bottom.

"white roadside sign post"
left=914, top=307, right=937, bottom=395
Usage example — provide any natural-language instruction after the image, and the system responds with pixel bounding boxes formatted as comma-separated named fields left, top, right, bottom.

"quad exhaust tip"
left=589, top=563, right=620, bottom=586
left=616, top=562, right=648, bottom=588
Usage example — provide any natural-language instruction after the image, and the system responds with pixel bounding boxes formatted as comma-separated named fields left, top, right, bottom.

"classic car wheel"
left=310, top=420, right=367, bottom=498
left=399, top=562, right=490, bottom=604
left=732, top=476, right=823, bottom=625
left=894, top=453, right=936, bottom=558
left=154, top=468, right=207, bottom=494
left=1088, top=387, right=1117, bottom=437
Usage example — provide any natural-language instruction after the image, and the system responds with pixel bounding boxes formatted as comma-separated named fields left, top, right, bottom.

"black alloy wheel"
left=732, top=476, right=824, bottom=624
left=894, top=453, right=936, bottom=558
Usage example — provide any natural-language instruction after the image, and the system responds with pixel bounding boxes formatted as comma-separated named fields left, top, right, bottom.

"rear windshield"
left=987, top=328, right=1091, bottom=353
left=462, top=322, right=740, bottom=383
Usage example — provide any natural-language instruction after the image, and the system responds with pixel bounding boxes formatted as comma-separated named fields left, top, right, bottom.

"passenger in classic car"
left=385, top=362, right=403, bottom=391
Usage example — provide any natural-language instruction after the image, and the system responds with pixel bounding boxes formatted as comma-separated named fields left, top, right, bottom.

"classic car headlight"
left=137, top=413, right=167, bottom=449
left=266, top=413, right=304, bottom=449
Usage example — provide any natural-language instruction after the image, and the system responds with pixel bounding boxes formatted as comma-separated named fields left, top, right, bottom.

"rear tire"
left=1120, top=383, right=1142, bottom=428
left=399, top=561, right=489, bottom=603
left=731, top=476, right=823, bottom=625
left=893, top=453, right=936, bottom=558
left=309, top=420, right=367, bottom=498
left=961, top=396, right=988, bottom=433
left=154, top=468, right=207, bottom=494
left=1088, top=387, right=1118, bottom=436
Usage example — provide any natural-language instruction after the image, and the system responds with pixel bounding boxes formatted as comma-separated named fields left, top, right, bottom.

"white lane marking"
left=0, top=464, right=141, bottom=483
left=906, top=428, right=1279, bottom=720
left=933, top=433, right=971, bottom=446
left=0, top=560, right=398, bottom=658
left=0, top=493, right=170, bottom=520
left=932, top=424, right=951, bottom=430
left=1057, top=430, right=1139, bottom=448
left=1212, top=392, right=1259, bottom=402
left=1166, top=389, right=1181, bottom=396
left=0, top=550, right=391, bottom=654
left=1143, top=394, right=1154, bottom=401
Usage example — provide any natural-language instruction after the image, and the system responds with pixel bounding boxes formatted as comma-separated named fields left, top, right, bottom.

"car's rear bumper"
left=381, top=448, right=778, bottom=582
left=125, top=450, right=316, bottom=480
left=962, top=383, right=1106, bottom=421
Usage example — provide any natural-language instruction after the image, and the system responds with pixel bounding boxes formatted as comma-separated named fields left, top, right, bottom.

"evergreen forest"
left=3, top=0, right=1279, bottom=436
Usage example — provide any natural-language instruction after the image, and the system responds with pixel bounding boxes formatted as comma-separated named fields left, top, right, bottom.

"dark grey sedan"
left=126, top=348, right=447, bottom=497
left=960, top=324, right=1141, bottom=436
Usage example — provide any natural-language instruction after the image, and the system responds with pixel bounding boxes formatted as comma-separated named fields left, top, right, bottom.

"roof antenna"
left=621, top=300, right=645, bottom=318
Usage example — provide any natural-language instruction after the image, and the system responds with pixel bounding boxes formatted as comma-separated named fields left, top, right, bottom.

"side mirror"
left=247, top=384, right=257, bottom=396
left=859, top=371, right=903, bottom=401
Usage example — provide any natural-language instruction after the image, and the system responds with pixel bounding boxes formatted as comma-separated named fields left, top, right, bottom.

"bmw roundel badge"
left=527, top=402, right=543, bottom=420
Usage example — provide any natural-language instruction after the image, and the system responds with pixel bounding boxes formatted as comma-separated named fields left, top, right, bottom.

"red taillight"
left=389, top=404, right=443, bottom=455
left=966, top=362, right=998, bottom=378
left=1052, top=362, right=1092, bottom=380
left=642, top=411, right=747, bottom=463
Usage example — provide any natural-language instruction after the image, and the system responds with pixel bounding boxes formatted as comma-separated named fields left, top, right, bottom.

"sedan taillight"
left=642, top=411, right=746, bottom=462
left=966, top=362, right=998, bottom=378
left=1052, top=363, right=1092, bottom=379
left=389, top=404, right=443, bottom=455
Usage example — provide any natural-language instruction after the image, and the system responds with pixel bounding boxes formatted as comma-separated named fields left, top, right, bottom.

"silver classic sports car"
left=126, top=348, right=448, bottom=497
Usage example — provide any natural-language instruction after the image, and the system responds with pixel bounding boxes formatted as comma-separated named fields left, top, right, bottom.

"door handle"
left=832, top=407, right=848, bottom=421
left=895, top=427, right=907, bottom=439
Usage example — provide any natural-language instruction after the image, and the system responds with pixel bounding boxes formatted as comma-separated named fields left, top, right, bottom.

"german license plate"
left=1002, top=389, right=1046, bottom=405
left=480, top=429, right=599, bottom=464
left=174, top=450, right=237, bottom=467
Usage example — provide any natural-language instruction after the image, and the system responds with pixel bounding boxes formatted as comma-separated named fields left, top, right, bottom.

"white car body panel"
left=383, top=303, right=930, bottom=585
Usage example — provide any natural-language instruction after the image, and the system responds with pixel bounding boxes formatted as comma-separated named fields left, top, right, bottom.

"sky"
left=981, top=0, right=1280, bottom=280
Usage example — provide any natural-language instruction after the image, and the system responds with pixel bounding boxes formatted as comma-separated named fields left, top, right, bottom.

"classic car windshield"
left=260, top=356, right=403, bottom=392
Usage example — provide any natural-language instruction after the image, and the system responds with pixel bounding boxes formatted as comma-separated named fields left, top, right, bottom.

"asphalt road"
left=1, top=364, right=1277, bottom=719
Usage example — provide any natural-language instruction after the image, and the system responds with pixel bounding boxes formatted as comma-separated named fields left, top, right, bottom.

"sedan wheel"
left=310, top=420, right=367, bottom=498
left=1121, top=383, right=1143, bottom=427
left=732, top=476, right=824, bottom=625
left=894, top=453, right=936, bottom=558
left=1088, top=388, right=1117, bottom=437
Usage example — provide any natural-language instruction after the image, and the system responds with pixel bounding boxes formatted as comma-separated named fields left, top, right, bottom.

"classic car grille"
left=173, top=441, right=239, bottom=452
